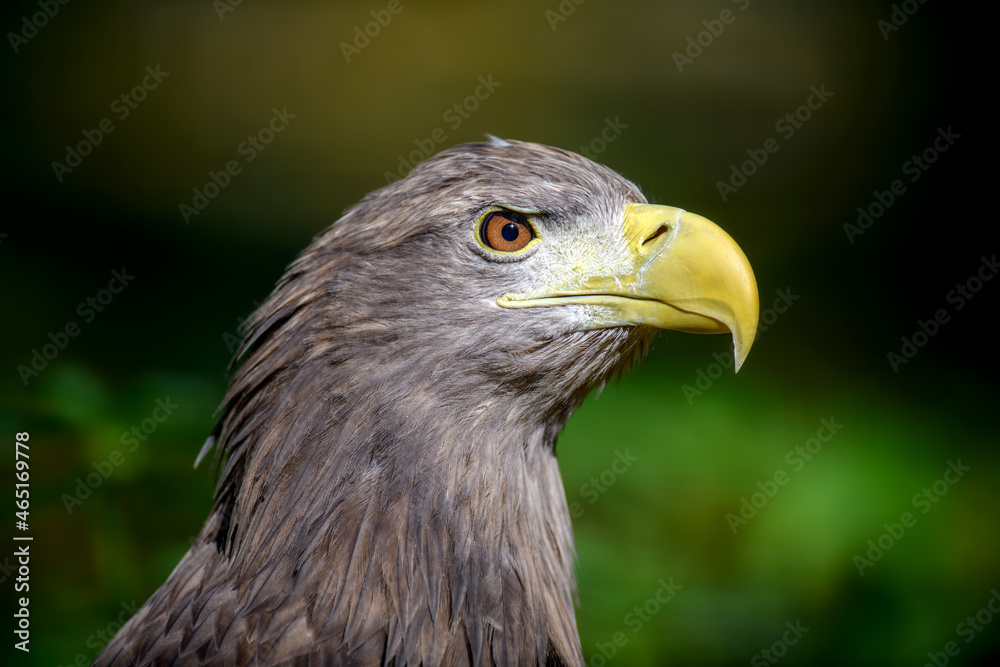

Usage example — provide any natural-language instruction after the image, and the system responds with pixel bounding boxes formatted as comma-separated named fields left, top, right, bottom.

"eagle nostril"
left=642, top=225, right=670, bottom=246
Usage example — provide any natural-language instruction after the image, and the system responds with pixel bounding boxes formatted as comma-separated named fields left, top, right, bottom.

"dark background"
left=1, top=1, right=996, bottom=665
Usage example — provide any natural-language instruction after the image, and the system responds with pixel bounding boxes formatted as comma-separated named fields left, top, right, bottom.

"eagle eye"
left=480, top=210, right=535, bottom=253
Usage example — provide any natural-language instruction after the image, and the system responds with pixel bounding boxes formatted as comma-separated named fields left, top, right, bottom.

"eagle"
left=97, top=138, right=758, bottom=666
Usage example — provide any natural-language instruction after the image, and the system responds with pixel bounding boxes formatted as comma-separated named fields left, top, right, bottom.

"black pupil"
left=501, top=222, right=520, bottom=242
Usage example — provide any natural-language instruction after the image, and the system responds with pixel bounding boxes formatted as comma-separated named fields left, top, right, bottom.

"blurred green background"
left=1, top=0, right=995, bottom=665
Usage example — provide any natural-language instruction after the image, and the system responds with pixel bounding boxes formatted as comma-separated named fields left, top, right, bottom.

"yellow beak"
left=498, top=204, right=759, bottom=371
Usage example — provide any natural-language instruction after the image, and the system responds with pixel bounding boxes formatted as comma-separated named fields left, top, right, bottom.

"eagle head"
left=99, top=138, right=758, bottom=667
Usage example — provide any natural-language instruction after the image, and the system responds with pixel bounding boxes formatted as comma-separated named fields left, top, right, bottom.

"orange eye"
left=481, top=211, right=534, bottom=252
